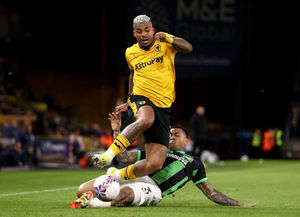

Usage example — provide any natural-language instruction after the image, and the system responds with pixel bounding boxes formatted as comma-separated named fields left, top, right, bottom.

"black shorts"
left=127, top=95, right=170, bottom=148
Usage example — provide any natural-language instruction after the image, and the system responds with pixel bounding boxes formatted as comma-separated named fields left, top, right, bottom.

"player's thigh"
left=135, top=105, right=155, bottom=126
left=128, top=95, right=155, bottom=124
left=121, top=182, right=162, bottom=206
left=77, top=178, right=96, bottom=197
left=143, top=107, right=170, bottom=148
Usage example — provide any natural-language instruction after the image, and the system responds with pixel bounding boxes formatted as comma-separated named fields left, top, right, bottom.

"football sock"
left=88, top=198, right=111, bottom=208
left=106, top=134, right=131, bottom=159
left=120, top=164, right=137, bottom=180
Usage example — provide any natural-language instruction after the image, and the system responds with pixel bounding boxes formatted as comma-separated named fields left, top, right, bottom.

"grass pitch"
left=1, top=160, right=300, bottom=217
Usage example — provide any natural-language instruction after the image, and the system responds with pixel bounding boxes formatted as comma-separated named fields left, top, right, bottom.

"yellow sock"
left=109, top=134, right=131, bottom=156
left=120, top=164, right=136, bottom=180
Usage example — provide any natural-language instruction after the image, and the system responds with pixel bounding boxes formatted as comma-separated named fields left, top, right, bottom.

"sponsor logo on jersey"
left=154, top=44, right=161, bottom=52
left=135, top=56, right=164, bottom=71
left=167, top=153, right=193, bottom=165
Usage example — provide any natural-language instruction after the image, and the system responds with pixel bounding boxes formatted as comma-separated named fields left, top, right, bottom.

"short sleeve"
left=125, top=49, right=134, bottom=71
left=192, top=159, right=207, bottom=185
left=136, top=150, right=145, bottom=162
left=166, top=42, right=178, bottom=56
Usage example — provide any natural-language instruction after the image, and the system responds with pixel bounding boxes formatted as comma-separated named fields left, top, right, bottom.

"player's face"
left=169, top=128, right=187, bottom=151
left=133, top=22, right=155, bottom=48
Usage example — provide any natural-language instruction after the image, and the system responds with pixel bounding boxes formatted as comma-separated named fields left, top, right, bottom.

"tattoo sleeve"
left=172, top=38, right=193, bottom=54
left=116, top=150, right=138, bottom=164
left=197, top=181, right=244, bottom=206
left=128, top=71, right=134, bottom=95
left=113, top=130, right=120, bottom=140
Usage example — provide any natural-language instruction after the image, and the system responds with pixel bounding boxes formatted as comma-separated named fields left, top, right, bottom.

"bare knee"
left=77, top=187, right=83, bottom=198
left=152, top=161, right=163, bottom=172
left=76, top=179, right=95, bottom=198
left=135, top=106, right=154, bottom=130
left=147, top=160, right=163, bottom=173
left=76, top=183, right=86, bottom=198
left=136, top=116, right=154, bottom=130
left=145, top=144, right=168, bottom=173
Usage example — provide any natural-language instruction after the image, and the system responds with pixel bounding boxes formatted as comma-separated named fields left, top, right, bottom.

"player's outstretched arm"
left=108, top=112, right=121, bottom=139
left=115, top=71, right=133, bottom=115
left=197, top=181, right=256, bottom=207
left=128, top=70, right=134, bottom=96
left=109, top=105, right=138, bottom=164
left=155, top=32, right=193, bottom=53
left=172, top=38, right=193, bottom=54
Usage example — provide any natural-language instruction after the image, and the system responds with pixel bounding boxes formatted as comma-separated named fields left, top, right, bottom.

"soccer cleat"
left=92, top=153, right=110, bottom=169
left=70, top=199, right=81, bottom=208
left=106, top=167, right=118, bottom=176
left=69, top=191, right=93, bottom=208
left=80, top=191, right=93, bottom=208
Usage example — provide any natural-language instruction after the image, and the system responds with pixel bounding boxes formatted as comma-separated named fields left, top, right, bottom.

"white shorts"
left=121, top=177, right=162, bottom=207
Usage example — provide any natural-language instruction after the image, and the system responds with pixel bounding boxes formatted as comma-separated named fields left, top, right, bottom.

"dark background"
left=1, top=0, right=299, bottom=131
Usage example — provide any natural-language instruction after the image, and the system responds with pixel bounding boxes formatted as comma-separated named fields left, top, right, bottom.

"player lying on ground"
left=70, top=113, right=256, bottom=208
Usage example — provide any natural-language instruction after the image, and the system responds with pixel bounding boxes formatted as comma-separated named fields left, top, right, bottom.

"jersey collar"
left=168, top=150, right=185, bottom=154
left=138, top=38, right=155, bottom=51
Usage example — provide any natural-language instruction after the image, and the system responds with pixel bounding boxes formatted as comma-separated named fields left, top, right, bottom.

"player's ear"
left=133, top=30, right=139, bottom=40
left=152, top=27, right=155, bottom=34
left=183, top=137, right=188, bottom=146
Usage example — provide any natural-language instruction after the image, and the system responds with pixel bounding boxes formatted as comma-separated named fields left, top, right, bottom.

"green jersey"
left=137, top=150, right=207, bottom=197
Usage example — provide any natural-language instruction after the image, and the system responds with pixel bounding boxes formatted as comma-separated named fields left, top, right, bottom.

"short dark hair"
left=171, top=124, right=189, bottom=138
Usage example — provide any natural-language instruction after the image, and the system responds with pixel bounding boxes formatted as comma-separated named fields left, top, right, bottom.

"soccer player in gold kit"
left=93, top=14, right=193, bottom=181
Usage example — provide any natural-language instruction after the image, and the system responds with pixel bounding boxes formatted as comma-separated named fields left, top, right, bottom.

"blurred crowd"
left=0, top=70, right=288, bottom=168
left=0, top=55, right=294, bottom=169
left=187, top=106, right=284, bottom=163
left=0, top=56, right=118, bottom=168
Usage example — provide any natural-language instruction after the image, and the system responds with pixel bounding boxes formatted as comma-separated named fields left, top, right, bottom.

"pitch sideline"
left=0, top=186, right=77, bottom=197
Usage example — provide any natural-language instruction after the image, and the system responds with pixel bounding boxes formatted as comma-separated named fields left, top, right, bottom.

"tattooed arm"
left=128, top=70, right=134, bottom=95
left=108, top=112, right=121, bottom=140
left=197, top=180, right=256, bottom=207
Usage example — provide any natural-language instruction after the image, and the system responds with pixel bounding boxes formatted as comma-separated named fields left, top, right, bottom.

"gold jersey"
left=125, top=41, right=178, bottom=108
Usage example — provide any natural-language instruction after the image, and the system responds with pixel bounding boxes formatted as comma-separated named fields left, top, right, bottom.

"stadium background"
left=0, top=0, right=299, bottom=162
left=1, top=1, right=300, bottom=216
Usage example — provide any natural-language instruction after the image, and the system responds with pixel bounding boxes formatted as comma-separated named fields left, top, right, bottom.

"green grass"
left=1, top=160, right=300, bottom=217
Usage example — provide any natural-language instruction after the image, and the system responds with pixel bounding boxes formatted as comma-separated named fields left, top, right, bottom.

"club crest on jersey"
left=135, top=56, right=163, bottom=71
left=154, top=44, right=161, bottom=52
left=138, top=101, right=146, bottom=105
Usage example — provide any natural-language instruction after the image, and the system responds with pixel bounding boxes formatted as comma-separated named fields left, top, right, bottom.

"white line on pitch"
left=0, top=186, right=77, bottom=197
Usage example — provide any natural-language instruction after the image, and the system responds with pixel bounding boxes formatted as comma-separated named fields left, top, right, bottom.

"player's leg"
left=70, top=178, right=134, bottom=208
left=82, top=186, right=135, bottom=208
left=93, top=97, right=155, bottom=168
left=91, top=182, right=162, bottom=207
left=119, top=104, right=154, bottom=142
left=70, top=179, right=95, bottom=208
left=116, top=107, right=170, bottom=180
left=131, top=143, right=168, bottom=177
left=116, top=182, right=162, bottom=207
left=111, top=142, right=167, bottom=181
left=77, top=179, right=96, bottom=197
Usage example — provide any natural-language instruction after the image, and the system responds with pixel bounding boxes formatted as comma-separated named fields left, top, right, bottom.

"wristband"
left=164, top=32, right=175, bottom=44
